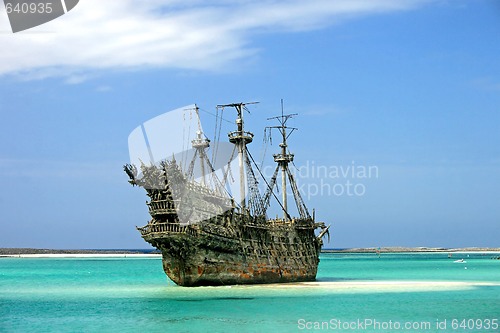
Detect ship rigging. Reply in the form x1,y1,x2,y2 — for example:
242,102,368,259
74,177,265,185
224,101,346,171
124,102,330,286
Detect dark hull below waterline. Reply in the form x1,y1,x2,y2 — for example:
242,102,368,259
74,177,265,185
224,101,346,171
160,250,319,287
150,226,322,286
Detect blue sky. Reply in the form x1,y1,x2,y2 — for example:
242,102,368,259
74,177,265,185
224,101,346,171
0,0,499,249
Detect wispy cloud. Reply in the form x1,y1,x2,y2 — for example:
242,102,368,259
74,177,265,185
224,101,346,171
0,0,434,82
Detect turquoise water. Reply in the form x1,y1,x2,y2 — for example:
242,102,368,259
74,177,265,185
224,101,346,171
1,253,499,332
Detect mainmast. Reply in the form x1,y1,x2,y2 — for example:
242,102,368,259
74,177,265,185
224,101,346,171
218,102,257,211
267,101,297,220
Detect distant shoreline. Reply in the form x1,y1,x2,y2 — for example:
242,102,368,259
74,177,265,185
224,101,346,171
1,247,499,257
0,248,160,257
323,247,500,253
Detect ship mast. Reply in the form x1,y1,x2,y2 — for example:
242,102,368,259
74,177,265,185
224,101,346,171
189,105,210,186
218,102,257,211
267,101,297,220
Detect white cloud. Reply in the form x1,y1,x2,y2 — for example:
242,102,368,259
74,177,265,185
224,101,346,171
0,0,433,81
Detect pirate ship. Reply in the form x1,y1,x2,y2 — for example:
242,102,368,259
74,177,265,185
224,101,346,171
124,102,330,286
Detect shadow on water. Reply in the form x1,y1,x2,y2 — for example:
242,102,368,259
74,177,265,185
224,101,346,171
176,297,256,302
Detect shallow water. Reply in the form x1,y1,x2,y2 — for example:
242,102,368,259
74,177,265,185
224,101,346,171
1,253,499,332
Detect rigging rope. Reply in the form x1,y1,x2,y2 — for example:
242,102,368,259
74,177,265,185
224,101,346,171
262,165,279,209
186,149,198,179
246,147,291,220
212,106,224,166
180,108,193,172
222,145,237,193
244,148,265,216
286,168,310,219
259,127,270,170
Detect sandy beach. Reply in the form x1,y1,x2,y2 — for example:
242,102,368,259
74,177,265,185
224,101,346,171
246,280,500,293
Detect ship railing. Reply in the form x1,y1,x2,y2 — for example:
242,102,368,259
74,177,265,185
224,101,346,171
267,218,300,225
228,130,254,144
241,219,291,229
267,218,291,225
138,223,199,236
266,218,315,228
147,199,178,215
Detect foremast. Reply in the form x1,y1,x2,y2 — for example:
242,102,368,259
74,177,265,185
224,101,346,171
188,105,210,186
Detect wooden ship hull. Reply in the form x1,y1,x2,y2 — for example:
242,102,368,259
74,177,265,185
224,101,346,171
139,214,322,286
125,102,330,286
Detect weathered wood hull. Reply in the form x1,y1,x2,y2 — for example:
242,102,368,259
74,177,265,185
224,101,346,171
142,222,321,286
140,212,322,286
